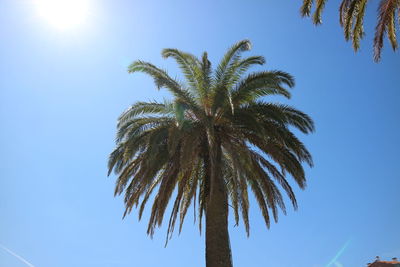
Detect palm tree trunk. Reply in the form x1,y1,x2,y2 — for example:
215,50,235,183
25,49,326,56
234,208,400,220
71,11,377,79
205,132,233,267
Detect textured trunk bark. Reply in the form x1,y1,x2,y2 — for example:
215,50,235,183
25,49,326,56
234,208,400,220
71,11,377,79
205,134,233,267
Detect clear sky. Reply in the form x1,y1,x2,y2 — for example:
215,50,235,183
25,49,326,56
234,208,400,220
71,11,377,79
1,1,399,267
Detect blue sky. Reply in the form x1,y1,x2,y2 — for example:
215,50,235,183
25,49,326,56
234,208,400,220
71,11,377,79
1,1,399,267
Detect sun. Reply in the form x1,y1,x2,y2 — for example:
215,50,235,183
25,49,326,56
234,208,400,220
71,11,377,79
36,0,90,30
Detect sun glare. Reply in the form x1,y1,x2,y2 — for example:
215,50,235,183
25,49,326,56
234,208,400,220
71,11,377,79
36,0,90,30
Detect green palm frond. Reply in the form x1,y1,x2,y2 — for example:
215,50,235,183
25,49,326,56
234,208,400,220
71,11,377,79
223,56,266,89
211,40,252,114
128,61,203,116
161,49,203,98
214,40,252,84
117,101,173,128
231,71,294,107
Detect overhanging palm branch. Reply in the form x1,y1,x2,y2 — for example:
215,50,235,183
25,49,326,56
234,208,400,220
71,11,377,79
300,0,400,61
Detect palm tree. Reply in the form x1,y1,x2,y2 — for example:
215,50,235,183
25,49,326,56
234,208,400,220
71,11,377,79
108,40,314,267
300,0,399,61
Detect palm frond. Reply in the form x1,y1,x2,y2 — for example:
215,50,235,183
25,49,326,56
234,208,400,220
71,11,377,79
117,101,173,128
374,0,398,61
339,0,353,26
231,71,294,107
387,7,398,50
215,40,252,84
162,49,203,98
200,52,212,111
313,0,328,24
301,0,314,17
351,0,368,51
211,40,253,114
128,61,202,116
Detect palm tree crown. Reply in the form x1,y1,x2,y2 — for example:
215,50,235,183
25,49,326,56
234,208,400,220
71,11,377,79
108,40,314,267
301,0,400,61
